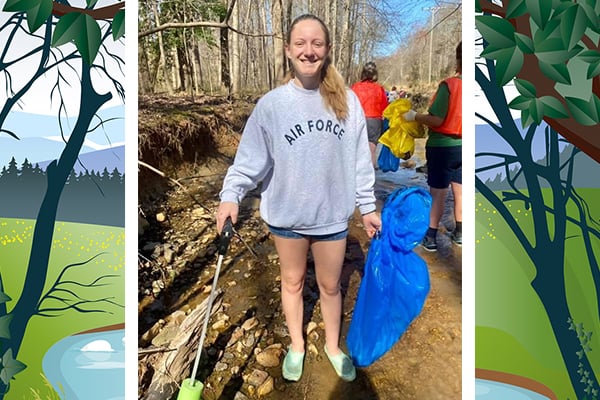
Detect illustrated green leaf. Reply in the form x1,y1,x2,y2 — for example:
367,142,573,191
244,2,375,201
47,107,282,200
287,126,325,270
475,15,516,48
594,94,600,120
86,0,98,8
0,349,26,385
528,98,544,124
588,60,600,79
514,33,534,54
578,50,600,63
52,12,84,47
532,18,561,44
0,315,13,339
0,292,11,304
560,4,589,50
520,108,535,128
535,38,570,64
538,60,571,84
526,0,553,29
475,0,482,13
112,9,125,41
2,0,33,12
25,0,52,32
514,78,537,98
506,0,527,19
578,1,600,33
480,45,509,60
508,95,532,110
495,46,524,86
565,96,599,125
539,96,569,118
75,14,102,64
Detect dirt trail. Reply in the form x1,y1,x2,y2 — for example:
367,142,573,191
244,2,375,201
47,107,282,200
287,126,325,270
137,96,462,400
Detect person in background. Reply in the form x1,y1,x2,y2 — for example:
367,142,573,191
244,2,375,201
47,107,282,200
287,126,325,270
403,41,462,251
351,62,389,168
216,14,381,383
387,86,399,103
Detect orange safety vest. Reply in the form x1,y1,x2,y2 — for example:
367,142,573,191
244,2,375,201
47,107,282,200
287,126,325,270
351,80,388,118
432,76,462,137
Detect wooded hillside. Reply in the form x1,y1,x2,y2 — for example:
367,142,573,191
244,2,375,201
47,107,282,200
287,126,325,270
138,0,462,96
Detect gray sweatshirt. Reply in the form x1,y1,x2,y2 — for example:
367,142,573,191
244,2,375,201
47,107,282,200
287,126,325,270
220,80,377,235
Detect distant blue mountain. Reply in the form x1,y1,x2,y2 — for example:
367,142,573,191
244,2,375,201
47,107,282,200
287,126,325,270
1,137,98,168
0,105,124,170
1,106,124,140
36,145,125,174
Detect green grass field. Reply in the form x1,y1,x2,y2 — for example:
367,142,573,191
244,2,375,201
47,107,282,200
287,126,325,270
475,189,600,400
0,218,125,399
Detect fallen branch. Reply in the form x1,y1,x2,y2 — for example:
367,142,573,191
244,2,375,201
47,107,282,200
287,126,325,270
138,160,212,212
138,347,177,356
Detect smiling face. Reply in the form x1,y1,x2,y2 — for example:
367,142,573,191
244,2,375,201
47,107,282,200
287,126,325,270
285,17,331,90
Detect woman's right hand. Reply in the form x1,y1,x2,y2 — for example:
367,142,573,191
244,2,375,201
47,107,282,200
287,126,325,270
216,202,239,233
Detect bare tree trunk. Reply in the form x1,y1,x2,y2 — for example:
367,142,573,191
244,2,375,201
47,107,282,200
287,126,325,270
272,0,284,84
177,47,187,92
337,0,351,79
152,0,173,94
194,44,203,92
230,2,241,94
330,0,338,65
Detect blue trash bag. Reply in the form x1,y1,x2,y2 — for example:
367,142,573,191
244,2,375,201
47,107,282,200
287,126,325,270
377,144,399,172
347,186,432,367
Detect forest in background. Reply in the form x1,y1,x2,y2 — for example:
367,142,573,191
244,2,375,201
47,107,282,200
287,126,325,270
1,158,125,227
138,0,462,97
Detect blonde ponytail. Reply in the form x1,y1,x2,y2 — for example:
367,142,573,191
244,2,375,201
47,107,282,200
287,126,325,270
320,59,348,120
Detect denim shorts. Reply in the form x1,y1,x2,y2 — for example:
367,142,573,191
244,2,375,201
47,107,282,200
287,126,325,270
267,225,348,241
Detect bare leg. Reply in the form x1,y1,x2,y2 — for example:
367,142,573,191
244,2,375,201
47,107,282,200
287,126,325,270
273,235,310,353
429,187,448,230
450,181,462,224
311,238,347,356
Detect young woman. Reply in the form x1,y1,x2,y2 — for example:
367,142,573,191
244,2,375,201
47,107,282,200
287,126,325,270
216,14,381,382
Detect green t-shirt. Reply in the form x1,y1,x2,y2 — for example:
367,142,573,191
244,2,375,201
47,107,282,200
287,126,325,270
426,79,462,148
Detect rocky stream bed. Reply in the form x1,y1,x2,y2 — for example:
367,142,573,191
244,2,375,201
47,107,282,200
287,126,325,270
137,95,462,400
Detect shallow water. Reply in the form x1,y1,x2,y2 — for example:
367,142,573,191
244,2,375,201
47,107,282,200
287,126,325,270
476,379,551,400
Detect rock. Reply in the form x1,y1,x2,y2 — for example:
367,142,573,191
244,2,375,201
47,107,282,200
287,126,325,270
308,343,319,356
212,316,229,331
151,325,179,347
255,345,283,367
256,376,274,397
247,368,269,386
241,317,259,331
306,321,318,335
214,361,228,372
233,391,250,400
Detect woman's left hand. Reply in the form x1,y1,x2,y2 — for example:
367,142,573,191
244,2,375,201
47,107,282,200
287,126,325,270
362,212,382,238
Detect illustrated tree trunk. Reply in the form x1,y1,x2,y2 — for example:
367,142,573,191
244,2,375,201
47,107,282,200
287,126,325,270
0,61,111,398
476,61,598,400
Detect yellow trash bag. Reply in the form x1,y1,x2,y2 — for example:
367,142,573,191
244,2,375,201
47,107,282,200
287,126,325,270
379,99,425,159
